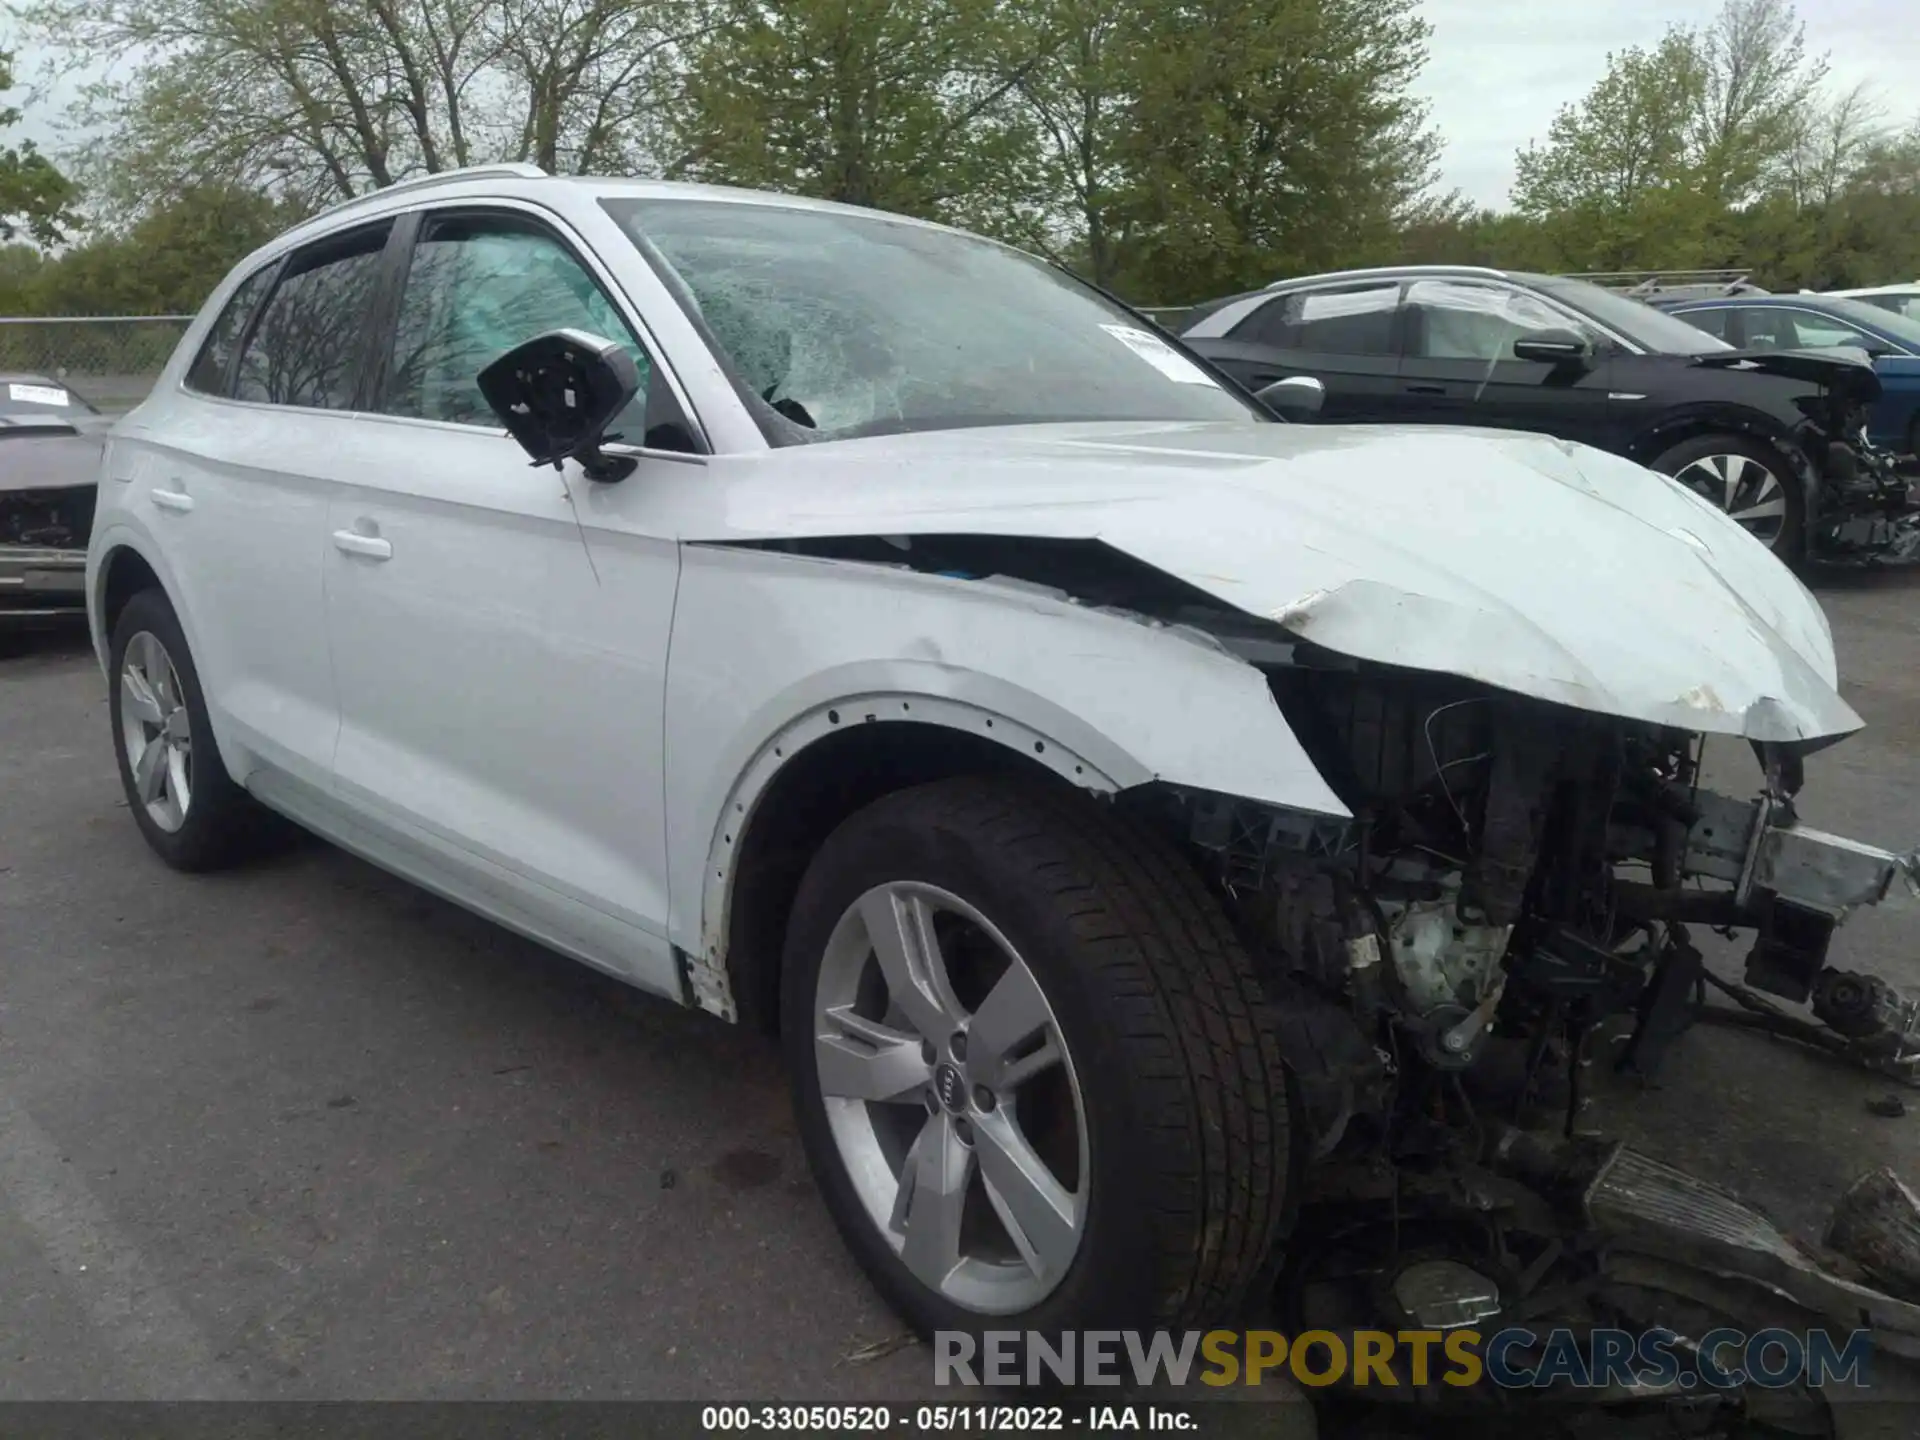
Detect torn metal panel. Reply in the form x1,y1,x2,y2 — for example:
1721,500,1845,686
677,420,1857,743
662,540,1352,963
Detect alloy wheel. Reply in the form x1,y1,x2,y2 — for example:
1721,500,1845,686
812,881,1089,1315
119,630,193,833
1671,452,1789,548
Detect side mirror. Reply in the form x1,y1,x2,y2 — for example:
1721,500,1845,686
1512,328,1593,366
478,329,640,482
1254,374,1325,420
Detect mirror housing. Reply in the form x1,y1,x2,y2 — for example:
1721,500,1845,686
478,329,640,482
1254,374,1325,420
1512,328,1594,366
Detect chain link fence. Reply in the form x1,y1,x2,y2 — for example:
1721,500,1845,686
0,316,195,416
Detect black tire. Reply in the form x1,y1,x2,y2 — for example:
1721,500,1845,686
1651,432,1805,563
781,775,1297,1342
108,587,275,871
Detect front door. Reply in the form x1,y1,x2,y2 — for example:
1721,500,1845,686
1395,279,1617,449
323,208,684,994
1191,280,1406,422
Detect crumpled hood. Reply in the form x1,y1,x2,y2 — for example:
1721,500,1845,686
694,420,1859,743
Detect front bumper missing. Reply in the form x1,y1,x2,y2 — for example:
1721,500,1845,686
0,544,86,619
1684,788,1920,918
1586,1145,1920,1357
1668,788,1920,1065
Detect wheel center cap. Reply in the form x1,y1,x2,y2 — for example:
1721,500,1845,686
933,1062,968,1113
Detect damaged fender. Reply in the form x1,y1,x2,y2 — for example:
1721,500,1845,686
671,422,1859,746
664,542,1350,1018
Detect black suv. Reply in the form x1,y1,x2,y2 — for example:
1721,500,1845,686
1179,265,1916,564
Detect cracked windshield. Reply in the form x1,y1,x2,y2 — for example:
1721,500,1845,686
605,199,1258,442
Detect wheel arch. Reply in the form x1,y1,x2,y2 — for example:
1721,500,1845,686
697,700,1119,1032
1628,406,1815,483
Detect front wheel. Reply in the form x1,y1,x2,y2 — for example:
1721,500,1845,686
1651,433,1805,562
781,776,1297,1341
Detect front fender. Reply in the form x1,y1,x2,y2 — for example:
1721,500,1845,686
662,544,1350,968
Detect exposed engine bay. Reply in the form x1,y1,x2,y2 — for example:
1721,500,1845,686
1182,652,1917,1090
1666,347,1916,565
725,511,1920,1430
1152,646,1920,1432
0,422,102,621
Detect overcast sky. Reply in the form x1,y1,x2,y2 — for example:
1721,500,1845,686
11,1,1920,212
1414,0,1920,208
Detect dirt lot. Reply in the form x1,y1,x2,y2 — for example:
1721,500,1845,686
2,567,1918,1419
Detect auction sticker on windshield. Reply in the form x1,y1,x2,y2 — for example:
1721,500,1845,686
1099,324,1219,386
8,383,70,406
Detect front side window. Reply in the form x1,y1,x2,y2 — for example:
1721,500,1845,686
1673,306,1733,342
1249,284,1401,357
1406,280,1596,361
1534,277,1732,355
234,226,391,410
603,197,1259,443
1783,311,1871,350
186,263,277,396
381,214,652,432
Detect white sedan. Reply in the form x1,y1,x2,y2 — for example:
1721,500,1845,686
86,164,1916,1346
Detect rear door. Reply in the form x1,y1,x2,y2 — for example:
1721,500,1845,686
1393,279,1617,447
1187,281,1405,422
127,225,393,793
322,205,688,995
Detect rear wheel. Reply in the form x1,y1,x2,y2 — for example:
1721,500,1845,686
108,587,275,870
1652,433,1804,561
782,776,1296,1341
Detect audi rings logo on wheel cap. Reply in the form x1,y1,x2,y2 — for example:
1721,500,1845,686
935,1062,967,1112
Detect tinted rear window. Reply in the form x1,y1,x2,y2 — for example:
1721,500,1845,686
186,264,278,396
234,226,391,410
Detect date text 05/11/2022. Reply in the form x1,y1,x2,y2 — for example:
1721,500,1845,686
700,1405,1198,1432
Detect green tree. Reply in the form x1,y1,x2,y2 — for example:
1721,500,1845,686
1000,0,1144,285
0,49,78,245
20,0,704,209
1510,31,1714,270
667,0,1044,230
30,183,301,315
1690,0,1826,208
1116,0,1443,303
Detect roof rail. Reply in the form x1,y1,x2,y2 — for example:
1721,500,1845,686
1262,263,1509,291
1563,268,1769,299
310,162,551,224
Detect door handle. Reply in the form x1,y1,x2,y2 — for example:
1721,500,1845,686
1402,383,1449,395
150,488,194,513
332,529,393,561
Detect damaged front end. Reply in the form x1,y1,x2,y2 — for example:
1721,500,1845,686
1696,346,1920,565
1139,640,1920,1406
0,423,102,623
0,482,92,622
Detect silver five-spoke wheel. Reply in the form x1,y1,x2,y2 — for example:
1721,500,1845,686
119,629,193,833
813,881,1088,1315
1671,450,1789,548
